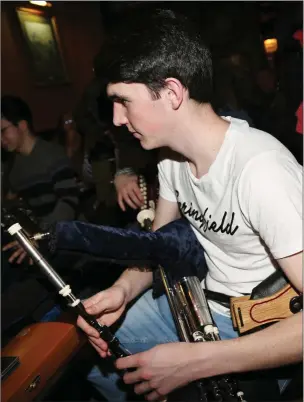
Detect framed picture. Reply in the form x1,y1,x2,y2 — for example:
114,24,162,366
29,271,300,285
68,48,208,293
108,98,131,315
16,7,68,86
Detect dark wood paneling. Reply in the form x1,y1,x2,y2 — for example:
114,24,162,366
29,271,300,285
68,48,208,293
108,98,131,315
1,2,103,131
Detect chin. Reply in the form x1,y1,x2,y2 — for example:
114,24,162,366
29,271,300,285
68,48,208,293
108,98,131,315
140,138,162,151
140,141,156,151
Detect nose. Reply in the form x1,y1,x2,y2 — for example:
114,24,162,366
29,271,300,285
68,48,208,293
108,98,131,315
113,103,128,127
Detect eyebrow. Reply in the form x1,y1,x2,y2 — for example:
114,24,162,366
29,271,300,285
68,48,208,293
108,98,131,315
108,94,131,103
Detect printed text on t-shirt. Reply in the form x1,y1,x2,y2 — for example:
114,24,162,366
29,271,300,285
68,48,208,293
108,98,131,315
176,191,239,236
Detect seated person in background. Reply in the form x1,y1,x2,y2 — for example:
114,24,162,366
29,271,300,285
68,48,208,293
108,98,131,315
56,111,84,179
73,77,120,226
1,95,79,263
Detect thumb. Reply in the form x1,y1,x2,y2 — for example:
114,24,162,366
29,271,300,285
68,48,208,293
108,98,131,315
85,295,117,315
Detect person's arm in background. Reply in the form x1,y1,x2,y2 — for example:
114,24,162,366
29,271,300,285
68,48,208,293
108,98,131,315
63,114,82,160
2,161,79,262
112,125,159,211
114,169,143,211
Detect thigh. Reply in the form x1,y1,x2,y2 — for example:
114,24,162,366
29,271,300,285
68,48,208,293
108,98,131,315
115,289,179,354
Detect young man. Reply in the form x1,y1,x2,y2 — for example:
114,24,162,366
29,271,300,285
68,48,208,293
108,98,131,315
1,95,79,263
77,9,302,401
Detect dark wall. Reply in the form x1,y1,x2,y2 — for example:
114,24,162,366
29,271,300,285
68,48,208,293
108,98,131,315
1,1,103,131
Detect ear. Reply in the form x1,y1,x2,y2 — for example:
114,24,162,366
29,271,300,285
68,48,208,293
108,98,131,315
17,120,29,133
164,78,185,110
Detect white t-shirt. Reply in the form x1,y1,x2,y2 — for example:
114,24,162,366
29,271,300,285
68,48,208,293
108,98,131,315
158,117,302,316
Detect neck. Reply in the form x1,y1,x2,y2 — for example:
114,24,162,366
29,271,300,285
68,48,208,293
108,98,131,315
168,103,230,178
17,132,37,155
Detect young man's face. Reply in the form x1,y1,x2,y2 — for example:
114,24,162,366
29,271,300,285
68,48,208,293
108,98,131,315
1,119,24,152
107,82,173,150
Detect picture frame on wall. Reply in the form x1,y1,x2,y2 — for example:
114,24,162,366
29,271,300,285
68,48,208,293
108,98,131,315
16,7,69,86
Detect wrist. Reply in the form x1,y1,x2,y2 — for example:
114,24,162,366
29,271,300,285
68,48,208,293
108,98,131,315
113,278,133,303
114,270,153,304
115,167,137,178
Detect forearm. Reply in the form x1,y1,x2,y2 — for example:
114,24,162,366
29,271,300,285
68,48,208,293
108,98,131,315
193,312,302,380
229,312,302,372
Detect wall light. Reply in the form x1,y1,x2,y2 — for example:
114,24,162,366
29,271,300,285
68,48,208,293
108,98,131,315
264,38,278,54
29,1,51,7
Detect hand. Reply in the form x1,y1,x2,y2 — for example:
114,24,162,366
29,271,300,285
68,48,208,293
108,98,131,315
77,284,129,358
2,241,33,265
117,343,200,401
114,174,144,211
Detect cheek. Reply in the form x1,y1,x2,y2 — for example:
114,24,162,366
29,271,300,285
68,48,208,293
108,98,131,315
131,107,165,132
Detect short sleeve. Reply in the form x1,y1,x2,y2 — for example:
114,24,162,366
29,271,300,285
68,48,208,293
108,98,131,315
157,157,177,203
238,151,302,259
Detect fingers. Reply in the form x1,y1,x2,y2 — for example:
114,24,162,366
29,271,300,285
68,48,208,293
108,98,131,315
131,187,144,207
89,338,108,357
130,378,167,401
146,390,167,401
4,241,33,265
2,241,18,252
116,176,144,210
8,247,25,264
118,193,126,211
89,340,107,358
116,354,142,370
77,315,100,338
83,292,115,316
77,315,109,355
131,182,144,202
16,251,27,264
82,292,104,310
123,193,140,210
134,380,153,395
121,186,144,209
123,368,144,385
77,314,111,361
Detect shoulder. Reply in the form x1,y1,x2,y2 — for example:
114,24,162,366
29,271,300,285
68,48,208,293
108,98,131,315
241,150,301,186
228,118,297,175
36,138,67,159
238,150,302,208
35,139,73,175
